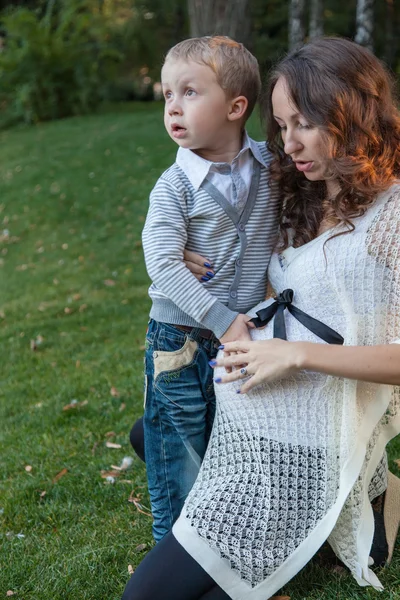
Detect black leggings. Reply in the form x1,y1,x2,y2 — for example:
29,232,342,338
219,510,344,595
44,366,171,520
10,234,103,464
121,532,231,600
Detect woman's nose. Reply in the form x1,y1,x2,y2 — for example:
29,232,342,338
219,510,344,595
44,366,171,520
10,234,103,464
284,133,303,156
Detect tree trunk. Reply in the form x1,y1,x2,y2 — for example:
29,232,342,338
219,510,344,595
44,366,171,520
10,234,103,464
309,0,323,39
384,0,395,67
187,0,251,47
289,0,305,50
354,0,374,51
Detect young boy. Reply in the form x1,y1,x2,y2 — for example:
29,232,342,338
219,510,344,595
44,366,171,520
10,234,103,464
138,36,280,542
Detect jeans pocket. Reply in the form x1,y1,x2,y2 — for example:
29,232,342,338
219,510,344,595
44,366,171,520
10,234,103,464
153,337,198,381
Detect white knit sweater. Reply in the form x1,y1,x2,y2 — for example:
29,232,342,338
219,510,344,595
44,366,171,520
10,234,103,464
173,183,400,599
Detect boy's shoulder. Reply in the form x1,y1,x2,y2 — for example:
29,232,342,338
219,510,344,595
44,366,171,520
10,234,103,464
247,137,274,167
152,161,193,195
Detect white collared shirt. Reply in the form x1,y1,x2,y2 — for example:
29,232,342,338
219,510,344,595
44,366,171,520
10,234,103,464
176,132,269,212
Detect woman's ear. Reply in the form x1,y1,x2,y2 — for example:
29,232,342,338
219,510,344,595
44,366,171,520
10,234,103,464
227,96,248,122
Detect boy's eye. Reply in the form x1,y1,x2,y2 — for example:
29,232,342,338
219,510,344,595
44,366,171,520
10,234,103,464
185,89,196,97
164,91,172,100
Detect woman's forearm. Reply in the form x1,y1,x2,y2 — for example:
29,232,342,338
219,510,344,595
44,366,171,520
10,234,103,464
297,342,400,385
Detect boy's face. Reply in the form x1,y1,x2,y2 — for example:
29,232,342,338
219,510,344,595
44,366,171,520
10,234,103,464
161,59,235,159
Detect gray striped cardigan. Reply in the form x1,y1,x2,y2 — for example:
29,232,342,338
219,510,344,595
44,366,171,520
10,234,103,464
142,141,281,339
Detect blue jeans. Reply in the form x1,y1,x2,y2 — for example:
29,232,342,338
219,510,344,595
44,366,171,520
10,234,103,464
143,319,218,542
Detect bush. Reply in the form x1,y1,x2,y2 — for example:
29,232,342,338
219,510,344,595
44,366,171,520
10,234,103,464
0,1,121,124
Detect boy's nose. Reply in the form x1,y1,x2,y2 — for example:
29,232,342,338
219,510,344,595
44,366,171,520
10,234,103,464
168,100,183,116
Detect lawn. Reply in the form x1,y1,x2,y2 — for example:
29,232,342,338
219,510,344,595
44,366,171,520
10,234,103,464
0,103,399,600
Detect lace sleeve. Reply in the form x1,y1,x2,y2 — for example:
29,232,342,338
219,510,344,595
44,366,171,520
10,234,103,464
366,186,400,345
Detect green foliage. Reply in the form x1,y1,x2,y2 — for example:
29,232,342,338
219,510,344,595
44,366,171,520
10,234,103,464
0,0,121,123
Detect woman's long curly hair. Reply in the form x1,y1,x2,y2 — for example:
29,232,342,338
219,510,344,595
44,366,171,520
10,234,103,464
263,37,400,249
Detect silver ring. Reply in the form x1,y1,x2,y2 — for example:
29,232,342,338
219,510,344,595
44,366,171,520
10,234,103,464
240,367,248,377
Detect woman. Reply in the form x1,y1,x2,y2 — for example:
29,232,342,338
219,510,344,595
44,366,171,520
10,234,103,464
122,37,400,600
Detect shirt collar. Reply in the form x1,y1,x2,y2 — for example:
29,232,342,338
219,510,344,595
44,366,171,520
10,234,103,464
175,131,269,191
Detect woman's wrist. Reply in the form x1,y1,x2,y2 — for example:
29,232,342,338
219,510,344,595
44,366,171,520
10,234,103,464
292,341,311,371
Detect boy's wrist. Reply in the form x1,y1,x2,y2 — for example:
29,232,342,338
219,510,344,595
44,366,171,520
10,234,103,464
202,301,239,339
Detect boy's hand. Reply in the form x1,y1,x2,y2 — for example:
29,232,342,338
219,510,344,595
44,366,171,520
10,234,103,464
219,315,254,372
220,314,254,344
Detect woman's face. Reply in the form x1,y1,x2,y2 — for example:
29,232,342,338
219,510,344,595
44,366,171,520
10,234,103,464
271,76,336,191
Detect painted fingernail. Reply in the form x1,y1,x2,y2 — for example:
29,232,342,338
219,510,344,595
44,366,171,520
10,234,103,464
206,271,214,277
214,377,222,383
201,276,210,281
208,360,217,367
218,345,224,349
204,262,212,268
236,389,241,394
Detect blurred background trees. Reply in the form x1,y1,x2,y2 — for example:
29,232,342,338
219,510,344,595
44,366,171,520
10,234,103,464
0,0,398,124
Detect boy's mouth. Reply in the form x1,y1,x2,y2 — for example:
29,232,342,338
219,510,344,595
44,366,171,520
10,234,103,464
171,123,187,139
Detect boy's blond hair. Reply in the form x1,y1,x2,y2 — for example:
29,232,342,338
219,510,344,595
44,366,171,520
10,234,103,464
165,36,261,121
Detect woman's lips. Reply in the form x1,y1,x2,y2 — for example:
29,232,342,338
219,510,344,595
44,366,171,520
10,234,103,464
295,161,314,172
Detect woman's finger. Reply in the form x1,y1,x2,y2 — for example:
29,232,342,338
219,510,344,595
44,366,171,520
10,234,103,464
239,373,263,394
184,260,208,281
220,341,251,354
213,352,249,369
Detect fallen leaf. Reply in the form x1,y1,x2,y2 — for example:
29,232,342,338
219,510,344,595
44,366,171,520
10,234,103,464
394,458,400,468
72,293,81,301
105,431,116,438
52,468,68,483
91,441,100,456
135,543,147,552
105,442,122,449
64,307,72,314
110,386,119,397
76,360,80,368
6,591,15,597
39,490,47,499
103,279,116,286
30,339,37,351
128,491,152,517
79,304,87,312
63,399,88,411
25,465,32,472
270,597,290,600
101,469,121,479
119,403,126,412
128,564,134,575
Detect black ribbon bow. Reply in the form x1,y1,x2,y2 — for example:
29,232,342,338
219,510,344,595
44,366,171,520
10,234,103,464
250,289,344,345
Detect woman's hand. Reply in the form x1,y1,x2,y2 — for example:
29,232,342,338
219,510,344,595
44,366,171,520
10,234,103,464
183,250,215,282
211,339,304,394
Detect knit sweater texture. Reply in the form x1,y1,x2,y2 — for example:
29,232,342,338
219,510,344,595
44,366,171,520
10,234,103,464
173,183,400,599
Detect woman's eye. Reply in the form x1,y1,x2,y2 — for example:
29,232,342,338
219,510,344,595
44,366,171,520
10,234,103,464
298,122,310,129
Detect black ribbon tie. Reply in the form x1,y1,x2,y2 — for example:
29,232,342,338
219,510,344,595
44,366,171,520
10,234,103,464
250,289,344,345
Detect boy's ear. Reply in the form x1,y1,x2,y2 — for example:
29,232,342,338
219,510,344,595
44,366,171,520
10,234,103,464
227,96,248,122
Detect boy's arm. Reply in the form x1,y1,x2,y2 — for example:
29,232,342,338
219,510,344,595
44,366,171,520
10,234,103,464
142,178,239,339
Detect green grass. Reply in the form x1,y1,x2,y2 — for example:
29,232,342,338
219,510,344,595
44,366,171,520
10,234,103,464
0,103,399,599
